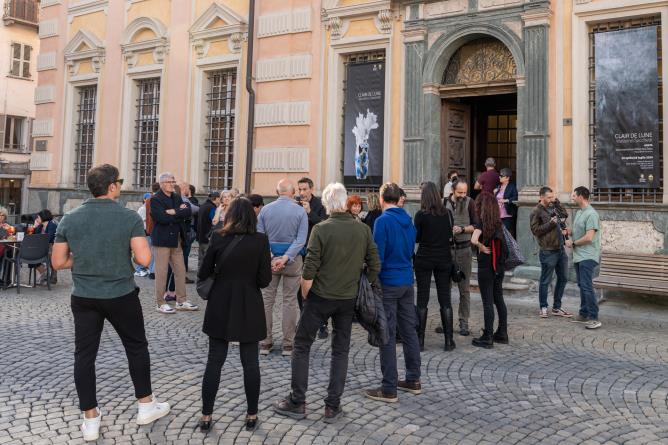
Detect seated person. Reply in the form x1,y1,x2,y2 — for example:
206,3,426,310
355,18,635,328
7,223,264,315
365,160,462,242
33,209,58,284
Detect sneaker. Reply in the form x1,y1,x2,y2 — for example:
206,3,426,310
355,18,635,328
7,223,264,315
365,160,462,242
552,308,573,318
317,325,329,340
260,343,273,355
148,273,155,280
274,398,306,420
156,304,175,314
323,406,343,423
364,388,398,403
81,408,101,442
539,307,549,318
136,396,170,425
282,346,293,357
134,270,148,277
175,301,199,311
397,380,422,395
570,314,589,323
459,320,470,336
585,320,602,329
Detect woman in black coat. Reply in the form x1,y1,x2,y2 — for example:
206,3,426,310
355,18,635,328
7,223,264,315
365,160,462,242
197,197,272,432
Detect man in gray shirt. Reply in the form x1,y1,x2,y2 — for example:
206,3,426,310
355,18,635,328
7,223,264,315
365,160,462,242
52,164,170,441
257,179,308,357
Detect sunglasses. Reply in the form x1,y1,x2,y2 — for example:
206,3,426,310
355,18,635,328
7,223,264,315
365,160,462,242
115,178,124,185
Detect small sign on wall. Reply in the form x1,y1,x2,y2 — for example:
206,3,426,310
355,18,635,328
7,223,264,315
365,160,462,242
35,140,47,151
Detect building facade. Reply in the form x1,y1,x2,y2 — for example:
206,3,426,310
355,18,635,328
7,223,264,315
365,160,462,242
31,0,668,270
1,0,39,221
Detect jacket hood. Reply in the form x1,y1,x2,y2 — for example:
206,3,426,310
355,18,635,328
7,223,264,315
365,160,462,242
384,207,413,228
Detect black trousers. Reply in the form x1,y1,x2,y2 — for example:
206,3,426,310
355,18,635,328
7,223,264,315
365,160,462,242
414,257,452,309
290,294,355,410
477,266,508,334
71,289,152,411
201,338,260,416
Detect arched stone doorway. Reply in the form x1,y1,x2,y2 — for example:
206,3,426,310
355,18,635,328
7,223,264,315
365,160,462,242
440,37,519,188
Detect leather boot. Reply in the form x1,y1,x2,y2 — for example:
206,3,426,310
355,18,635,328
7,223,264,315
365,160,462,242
472,330,494,349
493,327,509,344
440,308,456,351
416,307,428,351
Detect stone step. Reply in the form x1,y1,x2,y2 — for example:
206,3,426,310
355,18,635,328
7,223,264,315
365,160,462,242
470,278,531,293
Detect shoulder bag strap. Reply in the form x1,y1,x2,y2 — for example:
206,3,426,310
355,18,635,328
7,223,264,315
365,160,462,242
213,234,244,275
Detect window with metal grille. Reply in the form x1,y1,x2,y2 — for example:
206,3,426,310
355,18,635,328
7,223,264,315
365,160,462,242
9,42,31,78
133,78,161,189
342,50,386,195
589,16,663,203
74,85,97,187
205,69,236,191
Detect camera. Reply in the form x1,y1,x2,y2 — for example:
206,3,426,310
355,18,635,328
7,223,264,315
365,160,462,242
295,196,304,206
451,266,466,283
548,199,569,239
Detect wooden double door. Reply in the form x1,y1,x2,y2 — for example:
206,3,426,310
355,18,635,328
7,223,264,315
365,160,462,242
441,94,518,191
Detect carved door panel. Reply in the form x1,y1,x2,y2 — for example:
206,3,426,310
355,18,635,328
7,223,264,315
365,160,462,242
441,101,471,189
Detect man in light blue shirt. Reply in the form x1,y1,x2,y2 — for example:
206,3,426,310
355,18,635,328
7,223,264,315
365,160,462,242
257,179,308,356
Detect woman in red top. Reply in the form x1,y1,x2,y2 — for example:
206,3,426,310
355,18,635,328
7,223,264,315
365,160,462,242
470,192,508,349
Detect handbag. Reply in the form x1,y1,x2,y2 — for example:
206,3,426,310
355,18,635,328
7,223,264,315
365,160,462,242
501,226,525,270
196,234,244,300
447,208,466,283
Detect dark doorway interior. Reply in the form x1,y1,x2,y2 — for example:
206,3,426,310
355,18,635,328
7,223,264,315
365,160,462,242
441,93,517,190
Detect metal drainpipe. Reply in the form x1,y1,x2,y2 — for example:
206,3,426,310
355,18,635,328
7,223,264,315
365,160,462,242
244,0,256,194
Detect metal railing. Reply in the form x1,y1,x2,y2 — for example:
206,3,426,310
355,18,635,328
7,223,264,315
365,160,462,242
3,0,39,27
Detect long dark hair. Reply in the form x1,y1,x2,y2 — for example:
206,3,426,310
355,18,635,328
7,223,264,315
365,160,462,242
219,197,256,236
475,192,502,244
420,181,446,216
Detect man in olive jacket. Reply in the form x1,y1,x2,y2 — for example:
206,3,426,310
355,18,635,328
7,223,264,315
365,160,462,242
530,186,572,319
275,182,381,423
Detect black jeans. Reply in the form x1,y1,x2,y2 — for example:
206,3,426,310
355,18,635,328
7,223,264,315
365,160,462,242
71,289,152,411
477,266,507,334
414,257,452,310
290,293,355,410
201,338,260,416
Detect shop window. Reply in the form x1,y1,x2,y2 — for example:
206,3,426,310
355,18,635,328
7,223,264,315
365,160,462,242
589,16,663,203
74,85,97,187
133,78,161,189
205,69,236,192
9,42,31,79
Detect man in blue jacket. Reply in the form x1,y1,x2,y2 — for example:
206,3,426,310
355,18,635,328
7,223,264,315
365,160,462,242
365,183,422,402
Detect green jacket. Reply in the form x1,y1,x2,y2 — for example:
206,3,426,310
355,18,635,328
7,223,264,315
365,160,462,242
302,212,381,300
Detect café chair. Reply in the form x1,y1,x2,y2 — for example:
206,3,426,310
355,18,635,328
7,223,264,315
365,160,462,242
1,233,51,294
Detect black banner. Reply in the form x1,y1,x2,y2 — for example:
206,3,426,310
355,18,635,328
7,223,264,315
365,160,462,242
343,60,385,187
595,26,660,188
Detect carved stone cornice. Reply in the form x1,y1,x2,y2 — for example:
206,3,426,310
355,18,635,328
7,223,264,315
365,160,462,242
189,2,248,57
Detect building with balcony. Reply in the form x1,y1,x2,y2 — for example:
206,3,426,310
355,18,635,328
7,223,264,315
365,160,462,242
0,0,38,220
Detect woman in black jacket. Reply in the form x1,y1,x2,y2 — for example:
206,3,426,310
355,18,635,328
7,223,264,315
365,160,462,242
197,197,272,432
494,168,518,238
471,192,508,349
414,181,455,351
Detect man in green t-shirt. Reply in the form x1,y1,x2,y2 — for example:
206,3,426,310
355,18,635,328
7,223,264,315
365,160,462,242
52,164,170,441
565,186,602,330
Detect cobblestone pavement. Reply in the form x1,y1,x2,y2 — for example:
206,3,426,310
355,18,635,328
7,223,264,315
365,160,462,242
1,270,668,445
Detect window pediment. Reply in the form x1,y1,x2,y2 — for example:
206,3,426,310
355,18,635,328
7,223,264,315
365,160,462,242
190,2,248,56
64,30,106,75
321,0,393,40
121,17,169,67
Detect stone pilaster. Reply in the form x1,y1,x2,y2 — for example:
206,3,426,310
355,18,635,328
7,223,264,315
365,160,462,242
402,30,427,190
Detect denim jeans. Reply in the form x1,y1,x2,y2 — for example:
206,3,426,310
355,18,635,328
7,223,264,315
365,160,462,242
575,259,599,320
379,285,421,394
290,293,355,410
538,248,568,309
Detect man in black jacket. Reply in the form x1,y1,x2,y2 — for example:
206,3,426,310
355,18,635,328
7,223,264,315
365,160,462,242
151,172,199,314
297,177,328,338
196,191,220,267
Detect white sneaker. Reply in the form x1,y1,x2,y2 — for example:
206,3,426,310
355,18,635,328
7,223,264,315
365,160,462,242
81,408,101,441
585,320,602,329
539,307,549,318
156,304,175,314
134,270,148,277
175,301,199,311
136,396,170,425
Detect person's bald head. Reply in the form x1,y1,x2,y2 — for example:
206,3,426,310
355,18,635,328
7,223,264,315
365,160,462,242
276,179,295,197
453,180,469,200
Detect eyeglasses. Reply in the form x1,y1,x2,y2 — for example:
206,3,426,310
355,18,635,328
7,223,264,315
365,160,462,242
162,180,176,184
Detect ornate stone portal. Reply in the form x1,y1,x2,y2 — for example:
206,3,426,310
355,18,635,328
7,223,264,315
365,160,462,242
442,38,517,85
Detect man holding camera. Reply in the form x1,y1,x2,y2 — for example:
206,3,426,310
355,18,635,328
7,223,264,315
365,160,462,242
530,187,572,319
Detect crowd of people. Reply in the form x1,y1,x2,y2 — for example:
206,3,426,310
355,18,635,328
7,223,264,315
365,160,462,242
50,160,602,441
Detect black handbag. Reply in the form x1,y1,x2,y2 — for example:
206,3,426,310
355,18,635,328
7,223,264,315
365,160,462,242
447,209,466,283
196,234,243,300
